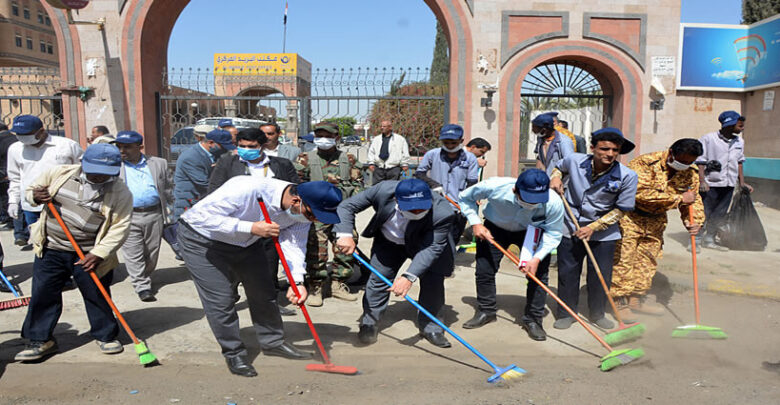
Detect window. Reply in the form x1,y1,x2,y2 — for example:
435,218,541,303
15,34,22,48
40,41,46,53
37,12,44,24
26,37,33,50
45,16,51,26
11,3,19,16
47,43,53,54
23,7,30,19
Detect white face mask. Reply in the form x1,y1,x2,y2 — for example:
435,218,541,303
400,209,429,221
668,158,691,171
515,195,539,210
16,134,39,145
314,137,337,150
442,144,463,153
285,202,311,223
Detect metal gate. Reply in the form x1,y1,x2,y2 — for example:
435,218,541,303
520,62,611,160
159,67,447,163
0,67,64,133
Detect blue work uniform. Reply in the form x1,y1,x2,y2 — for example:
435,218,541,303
536,131,574,177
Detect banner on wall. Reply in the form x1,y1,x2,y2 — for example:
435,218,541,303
678,14,780,92
213,53,298,75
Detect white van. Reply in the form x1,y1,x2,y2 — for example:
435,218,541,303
195,117,268,129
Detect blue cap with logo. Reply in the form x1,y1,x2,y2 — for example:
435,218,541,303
543,111,559,118
82,144,122,176
297,181,343,224
439,124,464,140
11,115,43,135
301,133,315,142
515,169,550,204
591,127,635,154
718,111,743,128
206,129,236,150
218,119,234,128
395,178,432,211
531,114,555,129
113,130,143,144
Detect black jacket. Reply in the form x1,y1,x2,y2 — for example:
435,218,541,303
207,153,300,194
0,131,18,181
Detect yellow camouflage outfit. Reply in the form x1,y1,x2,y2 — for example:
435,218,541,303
611,150,705,298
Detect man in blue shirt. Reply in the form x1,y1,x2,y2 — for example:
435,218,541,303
415,124,479,241
533,114,574,176
549,128,638,329
459,169,564,341
114,131,174,302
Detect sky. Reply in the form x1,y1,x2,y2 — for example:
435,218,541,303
167,0,746,70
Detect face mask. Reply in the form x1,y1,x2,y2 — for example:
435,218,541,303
80,172,116,186
314,137,337,150
286,203,311,223
237,147,262,161
442,144,463,153
668,158,691,171
515,195,538,210
16,134,39,145
400,209,429,221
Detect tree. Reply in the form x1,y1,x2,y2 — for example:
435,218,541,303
743,0,780,24
429,21,449,86
326,116,356,136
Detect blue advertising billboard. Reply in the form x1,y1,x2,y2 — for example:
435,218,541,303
678,14,780,92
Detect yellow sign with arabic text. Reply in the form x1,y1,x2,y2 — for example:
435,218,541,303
213,53,298,75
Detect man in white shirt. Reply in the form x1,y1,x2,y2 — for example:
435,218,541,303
7,115,83,245
367,120,411,185
177,178,342,377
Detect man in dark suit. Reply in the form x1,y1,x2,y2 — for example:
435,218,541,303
335,178,456,348
114,131,174,302
207,127,300,316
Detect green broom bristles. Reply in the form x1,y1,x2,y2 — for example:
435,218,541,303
135,342,159,366
671,325,728,339
600,348,645,372
604,323,646,346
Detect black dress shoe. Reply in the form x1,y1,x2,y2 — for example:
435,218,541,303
421,331,451,348
138,290,156,302
225,356,257,377
521,319,547,341
357,324,378,345
263,342,313,360
278,305,296,316
462,311,496,329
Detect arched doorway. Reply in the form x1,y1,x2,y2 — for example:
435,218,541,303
518,61,611,160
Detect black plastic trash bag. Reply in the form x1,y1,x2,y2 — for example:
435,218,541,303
718,189,767,251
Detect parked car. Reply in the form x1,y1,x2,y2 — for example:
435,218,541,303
342,135,361,146
170,127,196,159
196,117,267,129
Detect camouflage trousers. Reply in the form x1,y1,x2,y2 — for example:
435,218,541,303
610,213,668,298
306,222,358,282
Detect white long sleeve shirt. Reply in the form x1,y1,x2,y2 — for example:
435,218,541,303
7,135,83,212
181,176,310,281
366,133,411,168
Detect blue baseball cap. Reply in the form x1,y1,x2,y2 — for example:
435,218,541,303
206,129,236,150
218,119,234,128
301,133,314,142
395,178,432,211
81,144,122,176
439,124,464,140
531,114,555,129
718,111,743,128
515,169,550,204
298,181,342,224
113,130,143,144
542,112,559,118
11,115,43,135
591,127,635,154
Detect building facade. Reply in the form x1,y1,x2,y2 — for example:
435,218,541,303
0,0,58,68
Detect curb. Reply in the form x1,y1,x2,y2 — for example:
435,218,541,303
663,271,780,302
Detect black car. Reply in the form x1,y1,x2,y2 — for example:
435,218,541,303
342,135,362,146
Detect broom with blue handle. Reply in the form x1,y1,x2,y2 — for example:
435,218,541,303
352,249,525,383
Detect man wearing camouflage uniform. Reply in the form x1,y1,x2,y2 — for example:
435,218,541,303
611,138,705,321
298,122,363,306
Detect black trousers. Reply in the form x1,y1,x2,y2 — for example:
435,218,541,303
474,220,551,321
372,166,401,185
702,186,734,242
556,237,616,320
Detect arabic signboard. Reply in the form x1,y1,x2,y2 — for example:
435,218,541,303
678,14,780,92
651,56,675,77
213,53,298,75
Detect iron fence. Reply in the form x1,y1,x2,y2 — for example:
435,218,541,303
0,67,64,132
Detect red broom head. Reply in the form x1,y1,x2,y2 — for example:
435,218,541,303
0,296,30,310
305,363,359,375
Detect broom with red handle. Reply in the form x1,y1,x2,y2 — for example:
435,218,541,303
258,199,358,375
0,267,30,310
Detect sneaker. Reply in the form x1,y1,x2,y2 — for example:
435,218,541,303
592,317,615,329
14,238,27,247
307,280,324,307
685,243,702,254
14,340,58,361
97,340,124,354
703,241,729,252
330,280,358,301
553,317,576,330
